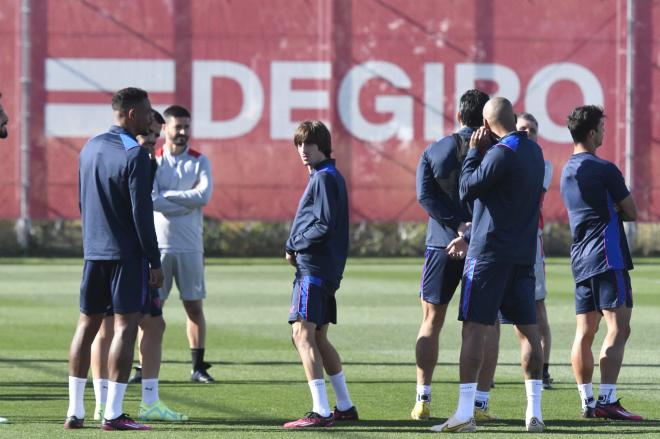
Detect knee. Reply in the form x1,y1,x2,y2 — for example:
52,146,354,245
185,303,204,321
291,326,313,349
609,323,631,343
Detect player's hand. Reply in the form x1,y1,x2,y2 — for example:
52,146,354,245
457,222,471,237
469,126,494,155
285,251,297,267
149,267,164,289
446,236,468,260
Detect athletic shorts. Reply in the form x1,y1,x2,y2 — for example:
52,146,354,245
105,288,163,317
534,230,547,301
80,257,149,315
159,252,206,301
419,247,464,305
459,257,536,325
288,275,337,329
575,269,633,314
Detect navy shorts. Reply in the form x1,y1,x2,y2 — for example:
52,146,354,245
80,258,149,315
288,275,337,329
419,247,464,305
575,269,633,314
105,289,162,317
459,257,536,325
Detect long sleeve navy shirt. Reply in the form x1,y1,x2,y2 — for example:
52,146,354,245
286,159,349,286
459,132,544,264
79,125,161,268
416,127,473,247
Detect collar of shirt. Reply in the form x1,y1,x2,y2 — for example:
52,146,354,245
163,144,189,165
311,159,336,176
109,125,139,149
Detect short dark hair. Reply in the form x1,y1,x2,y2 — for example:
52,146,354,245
458,89,490,128
151,109,165,124
518,112,538,128
163,105,191,119
566,105,605,143
111,87,148,111
293,120,331,157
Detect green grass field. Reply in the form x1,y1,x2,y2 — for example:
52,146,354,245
0,257,658,438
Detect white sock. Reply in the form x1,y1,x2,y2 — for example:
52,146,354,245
93,378,108,407
525,379,543,422
104,381,128,420
67,376,87,418
577,383,595,408
455,383,477,420
308,379,331,417
475,390,490,410
142,378,159,405
416,384,431,402
329,371,353,411
598,384,616,404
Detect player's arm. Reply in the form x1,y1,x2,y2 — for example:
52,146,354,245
543,161,554,192
152,186,194,216
161,156,213,208
459,145,508,203
415,150,461,231
286,173,338,252
606,163,637,221
128,147,161,269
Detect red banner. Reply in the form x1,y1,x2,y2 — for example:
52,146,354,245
0,0,658,222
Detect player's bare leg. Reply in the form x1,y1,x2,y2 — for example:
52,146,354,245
475,323,500,421
536,299,552,387
184,299,213,382
140,316,165,380
90,316,113,419
513,323,544,431
572,312,600,384
599,307,631,384
316,324,357,420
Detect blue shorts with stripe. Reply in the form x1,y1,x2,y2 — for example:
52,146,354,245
575,269,633,314
459,257,536,325
419,247,464,305
288,274,337,329
80,257,149,315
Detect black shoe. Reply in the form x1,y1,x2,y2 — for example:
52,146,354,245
191,362,215,383
128,365,142,384
332,406,359,421
543,371,553,389
582,406,597,418
63,415,84,429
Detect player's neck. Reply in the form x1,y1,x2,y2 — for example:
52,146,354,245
165,141,187,156
574,142,596,155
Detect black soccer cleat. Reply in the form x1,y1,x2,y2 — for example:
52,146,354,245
128,365,143,384
191,362,215,383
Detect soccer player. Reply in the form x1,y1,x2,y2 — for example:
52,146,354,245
65,87,162,431
412,89,500,422
283,120,357,429
434,97,545,433
516,112,554,389
152,105,214,383
90,110,188,422
0,93,9,425
560,105,642,421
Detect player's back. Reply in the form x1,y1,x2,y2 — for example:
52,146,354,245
462,132,544,264
79,125,149,260
560,152,632,281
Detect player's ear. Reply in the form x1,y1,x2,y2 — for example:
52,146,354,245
483,119,490,130
456,112,463,125
126,107,136,121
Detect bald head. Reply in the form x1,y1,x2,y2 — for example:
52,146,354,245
483,97,517,137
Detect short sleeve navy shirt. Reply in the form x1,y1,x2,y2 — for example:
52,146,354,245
560,152,633,282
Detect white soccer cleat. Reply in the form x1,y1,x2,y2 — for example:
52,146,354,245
526,416,545,432
430,415,476,433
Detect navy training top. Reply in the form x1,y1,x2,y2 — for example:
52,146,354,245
286,159,349,286
79,125,161,268
560,152,633,282
416,127,473,247
459,131,544,264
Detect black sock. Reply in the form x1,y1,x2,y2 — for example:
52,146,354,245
543,363,549,375
191,348,205,371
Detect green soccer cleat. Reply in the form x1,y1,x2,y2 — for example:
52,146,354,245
474,406,498,422
93,403,105,421
138,400,189,422
411,401,431,421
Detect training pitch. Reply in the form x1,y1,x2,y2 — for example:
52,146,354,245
0,257,658,438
